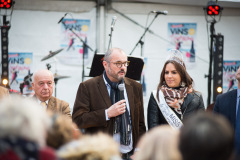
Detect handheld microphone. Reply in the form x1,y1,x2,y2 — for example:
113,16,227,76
151,10,168,15
58,13,68,24
118,83,125,100
111,16,117,31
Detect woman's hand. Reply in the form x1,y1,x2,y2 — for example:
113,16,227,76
168,99,181,109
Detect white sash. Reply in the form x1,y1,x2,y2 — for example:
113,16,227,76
152,90,183,130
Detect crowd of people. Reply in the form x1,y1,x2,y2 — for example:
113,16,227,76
0,47,239,160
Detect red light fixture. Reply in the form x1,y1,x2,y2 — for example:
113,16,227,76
0,0,12,9
207,5,221,15
205,1,223,16
207,4,222,16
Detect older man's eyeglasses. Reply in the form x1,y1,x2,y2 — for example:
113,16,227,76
108,61,130,68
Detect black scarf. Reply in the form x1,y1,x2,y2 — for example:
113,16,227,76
103,71,131,145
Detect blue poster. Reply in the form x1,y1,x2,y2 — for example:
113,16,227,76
168,23,197,63
223,60,240,93
8,52,33,95
58,18,91,65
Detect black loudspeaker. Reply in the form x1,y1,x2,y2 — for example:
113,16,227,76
1,26,10,86
89,53,144,81
213,34,224,101
89,53,105,78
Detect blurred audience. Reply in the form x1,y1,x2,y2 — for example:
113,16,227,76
57,133,121,160
134,125,181,160
0,95,57,160
179,112,234,160
46,112,82,149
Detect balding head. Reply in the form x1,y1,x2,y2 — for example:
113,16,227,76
32,69,54,101
104,48,126,62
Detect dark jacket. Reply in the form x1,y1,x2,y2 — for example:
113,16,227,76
72,74,146,149
213,89,237,131
147,91,205,130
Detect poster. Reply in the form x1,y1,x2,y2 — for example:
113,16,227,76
222,60,240,93
8,52,33,95
168,23,197,65
141,57,147,97
58,18,91,65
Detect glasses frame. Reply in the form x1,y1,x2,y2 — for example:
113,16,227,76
107,61,130,68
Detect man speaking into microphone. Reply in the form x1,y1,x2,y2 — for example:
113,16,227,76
72,48,146,160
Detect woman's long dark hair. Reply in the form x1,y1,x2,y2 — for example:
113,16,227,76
156,60,193,101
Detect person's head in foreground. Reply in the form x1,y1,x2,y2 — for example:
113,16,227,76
46,112,82,149
134,125,182,160
0,95,57,160
179,112,234,160
57,133,121,160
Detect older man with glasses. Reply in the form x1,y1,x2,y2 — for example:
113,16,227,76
72,47,146,160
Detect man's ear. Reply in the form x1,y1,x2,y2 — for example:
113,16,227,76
103,61,107,69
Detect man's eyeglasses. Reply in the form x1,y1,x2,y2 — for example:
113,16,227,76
108,61,130,68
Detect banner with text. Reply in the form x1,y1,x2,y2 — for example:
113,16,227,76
168,23,197,67
8,52,33,95
58,18,91,65
223,60,240,93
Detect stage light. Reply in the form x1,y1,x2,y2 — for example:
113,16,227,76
217,87,222,93
205,1,223,16
208,5,220,15
1,26,10,88
0,0,12,9
213,34,224,101
2,78,8,85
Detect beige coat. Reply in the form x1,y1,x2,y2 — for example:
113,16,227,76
0,86,9,99
33,95,72,119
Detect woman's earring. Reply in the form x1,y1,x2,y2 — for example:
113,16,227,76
163,81,166,85
180,81,186,87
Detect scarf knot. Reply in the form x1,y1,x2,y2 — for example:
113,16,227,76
161,84,191,116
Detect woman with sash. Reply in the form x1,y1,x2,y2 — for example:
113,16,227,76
147,49,205,130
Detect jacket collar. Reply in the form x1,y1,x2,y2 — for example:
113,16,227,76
47,96,55,111
32,94,52,110
230,89,238,128
98,75,112,109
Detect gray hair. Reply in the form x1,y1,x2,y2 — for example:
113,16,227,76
104,48,125,62
0,95,51,147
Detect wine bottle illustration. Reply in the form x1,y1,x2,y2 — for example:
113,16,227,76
190,40,195,62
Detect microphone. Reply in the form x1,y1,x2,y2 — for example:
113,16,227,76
111,16,117,31
118,83,125,100
151,10,168,15
58,13,68,24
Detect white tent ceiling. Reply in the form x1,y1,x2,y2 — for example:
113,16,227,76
13,0,240,12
